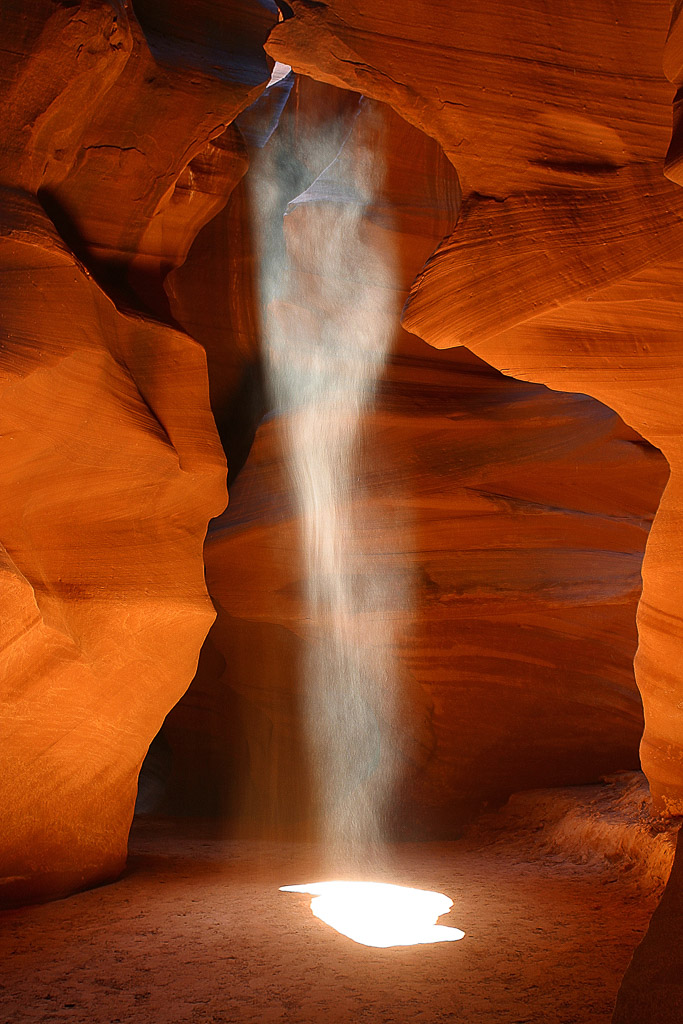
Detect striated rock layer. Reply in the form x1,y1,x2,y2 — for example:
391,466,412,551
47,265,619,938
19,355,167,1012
268,0,683,820
194,345,665,836
165,94,667,836
0,0,277,313
0,0,280,904
0,192,226,905
0,0,679,919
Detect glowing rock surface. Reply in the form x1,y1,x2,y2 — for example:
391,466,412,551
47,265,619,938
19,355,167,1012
280,881,465,948
267,0,683,825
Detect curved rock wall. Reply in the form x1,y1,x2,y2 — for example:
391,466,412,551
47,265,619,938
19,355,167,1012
268,0,683,819
0,0,278,904
1,0,680,917
0,192,227,905
164,92,667,836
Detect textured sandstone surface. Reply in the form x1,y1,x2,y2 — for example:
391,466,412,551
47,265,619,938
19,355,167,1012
664,0,683,184
0,0,276,312
267,0,676,193
0,0,283,904
268,0,683,820
189,347,665,836
612,826,683,1023
0,191,227,906
164,96,667,836
0,0,680,957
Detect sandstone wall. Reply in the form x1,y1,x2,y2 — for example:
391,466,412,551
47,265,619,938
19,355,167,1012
268,0,683,819
164,91,667,836
0,0,278,905
2,0,681,920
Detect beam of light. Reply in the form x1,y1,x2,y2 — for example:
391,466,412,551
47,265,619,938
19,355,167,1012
267,60,292,88
250,98,406,860
280,881,465,948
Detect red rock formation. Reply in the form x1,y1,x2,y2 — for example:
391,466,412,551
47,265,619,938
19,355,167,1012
1,0,275,313
191,347,665,836
612,828,683,1023
164,96,667,836
267,0,675,193
0,0,279,904
664,0,683,184
267,0,683,821
0,191,226,905
611,10,683,1021
0,0,679,928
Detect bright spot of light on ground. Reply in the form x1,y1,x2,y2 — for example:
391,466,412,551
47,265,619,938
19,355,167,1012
280,881,465,948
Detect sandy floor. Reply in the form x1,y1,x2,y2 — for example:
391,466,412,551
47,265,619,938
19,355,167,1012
0,804,663,1024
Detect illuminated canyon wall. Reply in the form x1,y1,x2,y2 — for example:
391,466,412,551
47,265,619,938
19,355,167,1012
0,0,275,906
163,85,668,839
2,10,683,991
268,0,683,824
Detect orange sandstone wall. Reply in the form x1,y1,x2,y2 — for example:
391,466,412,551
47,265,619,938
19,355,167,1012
0,0,679,906
0,0,278,905
0,193,226,905
268,0,683,818
164,94,667,836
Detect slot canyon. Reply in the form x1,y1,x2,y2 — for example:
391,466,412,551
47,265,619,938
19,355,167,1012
3,0,683,1021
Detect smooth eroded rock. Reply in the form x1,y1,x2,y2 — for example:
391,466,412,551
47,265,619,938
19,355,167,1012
0,191,226,906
